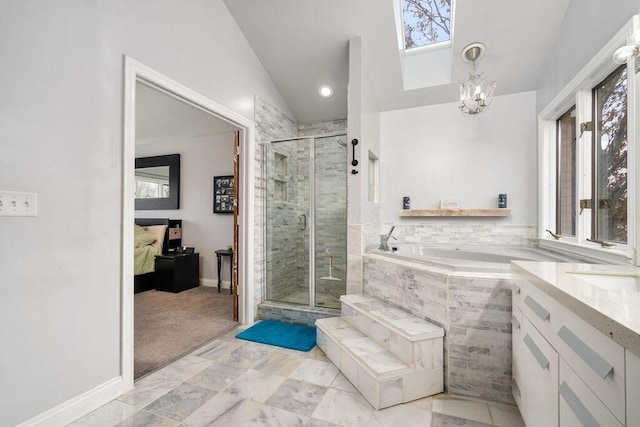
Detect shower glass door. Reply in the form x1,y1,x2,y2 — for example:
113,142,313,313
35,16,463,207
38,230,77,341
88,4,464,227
314,135,347,309
264,134,346,309
265,138,311,305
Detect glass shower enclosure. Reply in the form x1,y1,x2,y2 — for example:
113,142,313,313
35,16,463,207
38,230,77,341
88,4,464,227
264,134,347,309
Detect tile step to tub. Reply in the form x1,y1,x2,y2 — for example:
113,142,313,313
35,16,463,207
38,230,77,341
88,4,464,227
340,294,444,342
316,317,444,409
316,317,413,380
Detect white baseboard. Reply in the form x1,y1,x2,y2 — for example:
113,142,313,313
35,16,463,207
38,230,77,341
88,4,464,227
18,377,123,427
200,278,231,289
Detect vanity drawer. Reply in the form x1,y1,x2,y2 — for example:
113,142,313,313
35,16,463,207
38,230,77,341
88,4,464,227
520,281,558,340
511,279,525,311
559,358,623,427
516,316,559,427
554,307,625,422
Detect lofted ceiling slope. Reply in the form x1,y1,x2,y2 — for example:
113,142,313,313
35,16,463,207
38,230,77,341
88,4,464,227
225,0,571,123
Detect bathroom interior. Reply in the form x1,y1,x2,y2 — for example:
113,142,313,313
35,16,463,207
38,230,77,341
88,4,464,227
4,0,640,426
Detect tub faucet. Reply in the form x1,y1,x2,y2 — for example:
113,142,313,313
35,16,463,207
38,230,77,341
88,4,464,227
379,226,396,251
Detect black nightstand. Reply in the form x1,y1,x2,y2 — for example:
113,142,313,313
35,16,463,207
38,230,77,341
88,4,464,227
154,252,199,293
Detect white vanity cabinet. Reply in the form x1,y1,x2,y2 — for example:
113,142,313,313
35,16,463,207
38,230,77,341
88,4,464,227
512,278,631,427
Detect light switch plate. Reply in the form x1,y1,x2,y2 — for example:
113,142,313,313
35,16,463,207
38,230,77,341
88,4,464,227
0,191,38,217
440,200,461,209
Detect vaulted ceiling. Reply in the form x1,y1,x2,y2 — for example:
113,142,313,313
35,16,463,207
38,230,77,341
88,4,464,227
224,0,571,123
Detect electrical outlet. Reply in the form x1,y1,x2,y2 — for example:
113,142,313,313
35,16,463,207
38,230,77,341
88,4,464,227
0,191,38,217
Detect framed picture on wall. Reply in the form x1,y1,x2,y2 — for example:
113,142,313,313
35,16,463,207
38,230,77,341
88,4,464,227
213,175,234,214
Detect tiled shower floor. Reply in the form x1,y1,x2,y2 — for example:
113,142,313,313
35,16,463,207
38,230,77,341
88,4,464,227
69,325,526,426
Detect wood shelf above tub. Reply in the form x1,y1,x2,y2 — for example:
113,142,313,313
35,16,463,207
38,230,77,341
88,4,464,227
399,208,511,217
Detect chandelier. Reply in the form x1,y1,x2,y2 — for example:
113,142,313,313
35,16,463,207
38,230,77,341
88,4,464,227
459,43,496,115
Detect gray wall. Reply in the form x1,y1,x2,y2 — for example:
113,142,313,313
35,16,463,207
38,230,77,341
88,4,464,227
0,1,292,425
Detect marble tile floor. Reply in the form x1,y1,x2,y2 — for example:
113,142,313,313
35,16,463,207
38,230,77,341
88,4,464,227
69,325,525,427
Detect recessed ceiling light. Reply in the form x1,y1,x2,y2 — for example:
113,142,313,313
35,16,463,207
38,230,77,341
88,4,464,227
318,85,333,98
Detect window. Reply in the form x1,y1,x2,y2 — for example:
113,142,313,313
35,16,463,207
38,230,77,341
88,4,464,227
593,66,628,243
556,107,577,237
544,59,631,260
401,0,451,50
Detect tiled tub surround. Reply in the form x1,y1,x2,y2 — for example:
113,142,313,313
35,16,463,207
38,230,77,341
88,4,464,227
316,294,444,409
363,253,516,404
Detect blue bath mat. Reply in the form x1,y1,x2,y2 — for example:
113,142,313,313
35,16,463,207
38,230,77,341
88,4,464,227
235,320,316,351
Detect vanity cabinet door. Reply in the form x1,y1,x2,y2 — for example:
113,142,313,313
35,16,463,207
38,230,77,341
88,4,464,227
559,359,623,427
517,316,559,427
628,350,640,427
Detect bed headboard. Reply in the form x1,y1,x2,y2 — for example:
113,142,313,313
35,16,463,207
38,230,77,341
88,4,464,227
135,218,182,254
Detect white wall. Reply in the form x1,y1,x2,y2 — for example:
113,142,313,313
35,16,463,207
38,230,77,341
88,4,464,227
379,91,538,225
0,1,291,425
536,2,639,113
136,133,235,287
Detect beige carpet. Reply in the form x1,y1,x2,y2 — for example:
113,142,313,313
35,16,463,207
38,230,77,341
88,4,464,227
134,286,238,378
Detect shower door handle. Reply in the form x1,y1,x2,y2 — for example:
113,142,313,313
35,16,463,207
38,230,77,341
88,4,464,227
299,214,307,230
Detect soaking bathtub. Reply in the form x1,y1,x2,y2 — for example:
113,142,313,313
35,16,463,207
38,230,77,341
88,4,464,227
377,244,578,273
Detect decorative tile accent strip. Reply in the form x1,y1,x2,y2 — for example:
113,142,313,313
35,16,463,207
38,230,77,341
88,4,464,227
363,255,516,404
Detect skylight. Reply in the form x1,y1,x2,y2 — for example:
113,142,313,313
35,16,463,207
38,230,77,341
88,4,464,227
402,0,451,50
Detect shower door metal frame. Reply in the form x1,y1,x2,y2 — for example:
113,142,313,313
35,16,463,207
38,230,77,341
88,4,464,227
265,132,347,309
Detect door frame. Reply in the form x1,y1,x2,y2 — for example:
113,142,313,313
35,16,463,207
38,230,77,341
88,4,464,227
121,56,256,390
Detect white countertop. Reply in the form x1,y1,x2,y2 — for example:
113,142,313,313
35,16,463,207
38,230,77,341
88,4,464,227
511,261,640,358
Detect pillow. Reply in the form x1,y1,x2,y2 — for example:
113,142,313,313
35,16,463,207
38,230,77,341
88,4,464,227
134,224,156,247
145,225,168,254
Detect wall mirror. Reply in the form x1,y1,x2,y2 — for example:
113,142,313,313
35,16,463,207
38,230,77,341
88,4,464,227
135,154,180,210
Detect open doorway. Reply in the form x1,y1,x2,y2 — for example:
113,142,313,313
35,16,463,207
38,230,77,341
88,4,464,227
122,57,256,390
132,81,238,378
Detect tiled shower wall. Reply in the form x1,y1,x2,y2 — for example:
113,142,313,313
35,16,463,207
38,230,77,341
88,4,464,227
298,119,348,136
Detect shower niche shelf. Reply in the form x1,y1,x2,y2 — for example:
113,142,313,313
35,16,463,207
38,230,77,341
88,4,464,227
399,208,511,217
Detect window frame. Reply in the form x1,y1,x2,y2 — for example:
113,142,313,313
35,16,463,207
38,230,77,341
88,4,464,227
538,16,638,265
555,105,577,238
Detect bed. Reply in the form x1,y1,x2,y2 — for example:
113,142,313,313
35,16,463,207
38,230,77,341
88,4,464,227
134,218,178,293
